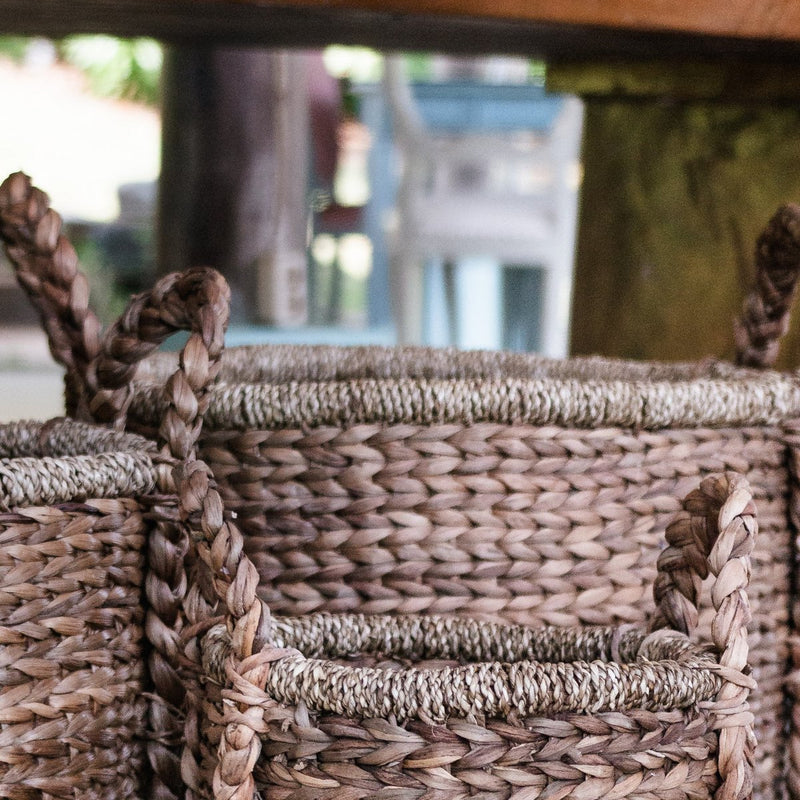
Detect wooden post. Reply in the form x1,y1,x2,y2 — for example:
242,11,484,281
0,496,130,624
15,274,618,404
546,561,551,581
548,61,800,368
549,63,800,365
158,45,309,324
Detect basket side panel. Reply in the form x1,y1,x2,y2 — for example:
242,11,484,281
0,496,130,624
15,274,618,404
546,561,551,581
199,422,790,800
0,500,148,800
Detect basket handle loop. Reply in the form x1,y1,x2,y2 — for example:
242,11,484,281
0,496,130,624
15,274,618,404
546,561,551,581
0,171,105,420
105,264,278,800
735,203,800,368
85,267,230,437
4,170,800,377
651,472,756,644
205,472,759,800
651,471,756,800
102,266,241,800
0,172,232,433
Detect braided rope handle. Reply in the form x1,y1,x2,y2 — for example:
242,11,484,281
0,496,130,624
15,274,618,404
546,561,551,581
197,472,757,800
86,267,232,800
0,171,105,419
735,203,800,368
0,172,232,439
86,267,229,436
651,471,756,800
101,268,233,798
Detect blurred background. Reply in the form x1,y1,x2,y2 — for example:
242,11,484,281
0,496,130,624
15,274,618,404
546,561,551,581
0,38,583,420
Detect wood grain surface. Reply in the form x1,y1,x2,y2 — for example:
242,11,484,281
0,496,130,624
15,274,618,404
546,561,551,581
241,0,800,41
2,0,800,58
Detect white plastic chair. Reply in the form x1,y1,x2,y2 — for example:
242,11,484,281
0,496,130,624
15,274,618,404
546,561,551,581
383,55,584,356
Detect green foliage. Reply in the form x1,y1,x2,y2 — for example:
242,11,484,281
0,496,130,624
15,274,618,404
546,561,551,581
59,36,163,106
0,36,30,63
0,35,163,106
528,61,547,86
323,46,383,83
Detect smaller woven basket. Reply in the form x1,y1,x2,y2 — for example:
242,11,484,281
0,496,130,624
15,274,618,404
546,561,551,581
0,174,233,799
0,418,157,800
189,471,756,800
0,256,232,800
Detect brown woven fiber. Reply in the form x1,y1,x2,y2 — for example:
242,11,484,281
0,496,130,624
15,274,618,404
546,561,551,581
0,173,234,800
73,266,231,800
128,363,799,800
0,172,795,800
0,418,157,800
0,258,230,800
191,469,759,800
37,259,758,798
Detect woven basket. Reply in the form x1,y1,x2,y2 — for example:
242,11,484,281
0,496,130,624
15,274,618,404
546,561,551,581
0,177,232,800
0,265,231,800
0,172,797,799
180,470,762,800
0,417,157,800
133,343,799,800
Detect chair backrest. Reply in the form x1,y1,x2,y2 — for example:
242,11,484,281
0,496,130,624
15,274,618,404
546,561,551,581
383,55,583,260
382,55,584,356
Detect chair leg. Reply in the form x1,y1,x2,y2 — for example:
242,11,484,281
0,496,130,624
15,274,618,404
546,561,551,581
539,267,573,358
390,251,425,345
443,260,457,346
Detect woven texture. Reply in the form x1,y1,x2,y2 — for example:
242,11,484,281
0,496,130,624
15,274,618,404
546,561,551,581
120,207,800,799
0,420,158,800
0,172,795,800
189,472,755,800
1,173,235,800
126,209,800,800
124,348,798,800
83,268,231,800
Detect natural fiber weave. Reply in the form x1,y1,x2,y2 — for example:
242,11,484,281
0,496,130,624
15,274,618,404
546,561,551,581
190,472,756,800
128,352,798,800
1,174,236,800
0,172,791,800
81,267,231,800
205,613,723,718
0,419,158,800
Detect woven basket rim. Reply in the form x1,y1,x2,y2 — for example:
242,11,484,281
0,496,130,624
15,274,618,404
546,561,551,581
129,372,800,431
138,344,761,385
209,613,721,722
0,418,158,508
130,345,800,430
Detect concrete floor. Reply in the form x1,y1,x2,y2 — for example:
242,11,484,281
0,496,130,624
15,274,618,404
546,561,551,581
0,327,64,422
0,370,64,422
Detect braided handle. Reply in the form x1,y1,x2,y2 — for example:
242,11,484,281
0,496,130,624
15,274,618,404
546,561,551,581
651,471,756,800
0,172,232,438
0,171,105,419
0,172,241,798
85,267,230,440
96,266,233,800
735,203,800,368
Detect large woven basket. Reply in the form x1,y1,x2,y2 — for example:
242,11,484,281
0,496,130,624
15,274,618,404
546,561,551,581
172,467,764,800
0,418,157,800
1,171,798,799
133,341,800,800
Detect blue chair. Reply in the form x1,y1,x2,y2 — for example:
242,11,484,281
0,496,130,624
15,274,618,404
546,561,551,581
383,56,583,355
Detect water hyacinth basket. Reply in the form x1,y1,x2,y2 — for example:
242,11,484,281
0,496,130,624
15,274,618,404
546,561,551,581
2,171,799,799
